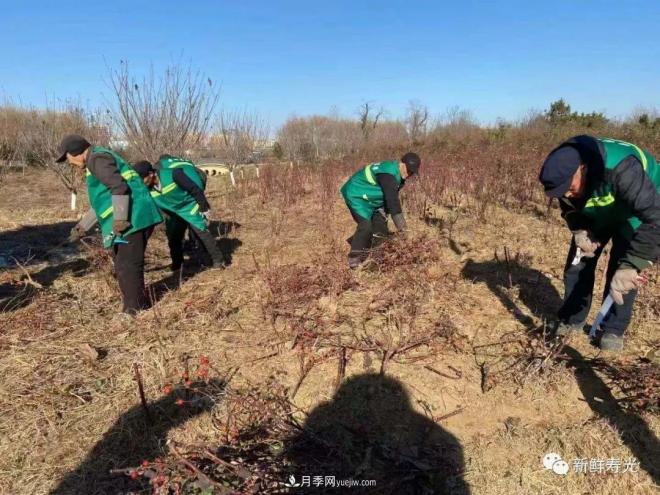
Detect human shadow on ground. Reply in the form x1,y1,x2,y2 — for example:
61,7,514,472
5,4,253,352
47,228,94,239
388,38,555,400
285,373,470,494
210,220,242,266
0,221,77,267
49,379,225,495
182,220,242,267
0,259,91,312
462,259,660,485
0,221,94,311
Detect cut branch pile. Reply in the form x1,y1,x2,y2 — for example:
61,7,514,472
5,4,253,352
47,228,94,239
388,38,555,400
368,233,442,273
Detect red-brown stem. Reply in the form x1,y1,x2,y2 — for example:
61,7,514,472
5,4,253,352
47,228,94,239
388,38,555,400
133,363,153,424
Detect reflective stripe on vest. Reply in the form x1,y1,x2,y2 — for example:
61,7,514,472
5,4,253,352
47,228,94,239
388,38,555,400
161,183,177,194
600,138,649,170
99,206,113,219
586,139,649,209
631,144,648,170
585,193,615,209
121,170,139,180
169,161,192,169
191,204,200,214
150,183,177,197
364,165,377,185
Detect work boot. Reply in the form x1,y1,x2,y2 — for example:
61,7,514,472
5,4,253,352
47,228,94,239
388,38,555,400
599,333,624,352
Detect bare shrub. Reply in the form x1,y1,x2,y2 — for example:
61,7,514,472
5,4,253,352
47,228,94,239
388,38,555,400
595,358,660,414
366,120,409,157
262,263,355,323
277,115,360,162
214,108,269,184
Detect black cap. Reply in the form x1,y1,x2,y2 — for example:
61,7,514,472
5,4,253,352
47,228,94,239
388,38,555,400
401,152,421,175
539,145,582,198
55,134,91,162
133,160,155,178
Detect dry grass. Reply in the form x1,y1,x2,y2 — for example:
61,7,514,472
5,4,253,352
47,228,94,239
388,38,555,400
0,167,658,494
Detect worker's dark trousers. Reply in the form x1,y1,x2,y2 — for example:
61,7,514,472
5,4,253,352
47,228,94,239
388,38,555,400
166,213,223,270
558,234,637,337
113,229,150,315
348,207,389,259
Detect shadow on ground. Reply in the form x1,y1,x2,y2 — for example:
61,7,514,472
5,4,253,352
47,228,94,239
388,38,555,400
462,258,660,485
49,379,225,495
210,220,242,266
0,221,93,312
0,258,91,312
285,373,470,494
181,220,242,267
145,219,242,305
0,221,78,264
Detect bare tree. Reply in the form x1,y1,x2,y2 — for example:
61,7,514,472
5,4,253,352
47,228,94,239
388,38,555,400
405,100,429,144
358,102,384,141
216,108,270,185
8,102,111,209
108,61,219,161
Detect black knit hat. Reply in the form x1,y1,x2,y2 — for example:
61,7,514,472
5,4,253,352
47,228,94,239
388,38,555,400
132,160,155,178
401,152,421,175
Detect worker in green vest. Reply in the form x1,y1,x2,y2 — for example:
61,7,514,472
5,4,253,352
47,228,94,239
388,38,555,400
56,134,163,314
133,156,225,271
340,153,421,268
539,135,660,351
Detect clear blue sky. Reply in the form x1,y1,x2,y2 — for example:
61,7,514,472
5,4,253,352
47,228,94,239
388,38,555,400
1,0,658,127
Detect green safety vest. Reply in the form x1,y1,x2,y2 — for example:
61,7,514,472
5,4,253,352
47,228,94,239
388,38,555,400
85,146,163,248
151,156,208,232
340,160,402,220
581,138,660,240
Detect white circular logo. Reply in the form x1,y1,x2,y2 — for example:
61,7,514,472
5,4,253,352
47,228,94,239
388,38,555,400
552,460,569,476
543,452,562,470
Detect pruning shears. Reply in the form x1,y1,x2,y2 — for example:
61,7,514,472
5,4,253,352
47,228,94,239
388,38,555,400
589,294,614,338
571,247,583,266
